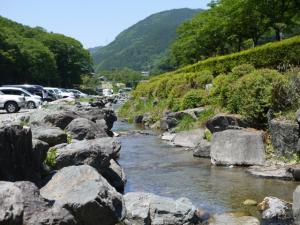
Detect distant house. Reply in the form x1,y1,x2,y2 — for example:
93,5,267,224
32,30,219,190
141,71,150,77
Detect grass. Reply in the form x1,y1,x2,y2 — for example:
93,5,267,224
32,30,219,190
175,115,195,131
44,147,57,168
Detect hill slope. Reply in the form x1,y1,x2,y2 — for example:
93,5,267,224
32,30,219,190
90,8,201,72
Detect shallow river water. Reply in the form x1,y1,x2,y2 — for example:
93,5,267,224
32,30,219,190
113,120,299,219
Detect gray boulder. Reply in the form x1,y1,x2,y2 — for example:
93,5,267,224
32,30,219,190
134,115,144,124
124,192,198,225
66,117,109,140
258,196,292,222
193,140,211,158
269,119,300,159
54,137,121,173
0,124,42,184
44,111,78,129
32,126,67,147
211,129,265,166
294,185,300,224
160,117,178,131
41,165,125,225
32,139,49,167
173,129,205,148
0,181,77,225
101,159,127,193
209,213,260,225
75,107,117,130
206,113,248,133
0,181,23,225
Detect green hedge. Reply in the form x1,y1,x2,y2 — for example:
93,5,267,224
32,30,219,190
176,36,300,75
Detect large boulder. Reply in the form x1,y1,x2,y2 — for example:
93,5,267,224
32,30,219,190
193,140,211,158
32,126,67,147
173,129,205,148
44,111,78,129
66,117,109,140
101,159,127,193
75,107,117,130
258,197,292,223
41,165,125,225
124,192,198,225
0,181,23,225
160,117,178,131
269,119,300,159
0,181,77,225
54,137,121,173
206,113,248,133
293,185,300,224
0,124,42,184
32,139,49,170
211,129,265,166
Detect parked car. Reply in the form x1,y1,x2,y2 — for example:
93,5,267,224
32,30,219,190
0,90,26,113
44,87,63,99
67,89,88,98
0,87,42,109
59,88,75,98
2,84,47,100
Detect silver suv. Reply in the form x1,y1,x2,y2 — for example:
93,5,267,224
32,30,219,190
0,91,26,113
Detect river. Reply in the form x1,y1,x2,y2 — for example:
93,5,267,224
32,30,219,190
113,120,299,220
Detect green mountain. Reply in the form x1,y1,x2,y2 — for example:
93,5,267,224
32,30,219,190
90,8,202,73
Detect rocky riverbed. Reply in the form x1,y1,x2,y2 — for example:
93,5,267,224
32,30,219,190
1,99,300,225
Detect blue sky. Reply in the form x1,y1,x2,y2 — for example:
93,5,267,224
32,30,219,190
0,0,210,48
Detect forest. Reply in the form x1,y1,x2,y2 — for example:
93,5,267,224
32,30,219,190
157,0,300,72
0,16,93,87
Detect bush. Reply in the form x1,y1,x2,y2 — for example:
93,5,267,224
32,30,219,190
176,114,195,131
227,69,287,123
177,35,300,75
181,89,207,110
231,64,255,77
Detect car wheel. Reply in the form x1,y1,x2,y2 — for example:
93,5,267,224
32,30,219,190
27,101,36,109
5,102,19,113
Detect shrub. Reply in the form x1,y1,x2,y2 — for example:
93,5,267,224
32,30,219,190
191,70,214,88
231,64,255,77
181,89,207,110
176,35,300,75
209,74,236,107
227,69,287,123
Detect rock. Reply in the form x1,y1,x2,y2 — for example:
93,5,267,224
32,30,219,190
134,115,144,124
243,199,258,206
0,181,23,225
150,121,160,130
173,129,205,148
66,117,109,140
296,108,300,123
142,113,152,125
294,186,300,224
287,167,300,181
101,159,127,193
54,137,121,172
269,119,300,159
160,117,178,131
193,139,211,158
0,181,77,225
15,181,77,225
161,132,176,142
32,139,49,169
247,165,293,180
44,111,78,129
209,213,260,225
75,107,117,130
259,197,292,222
124,192,198,225
0,124,42,184
41,165,125,225
206,113,248,133
32,126,67,147
211,129,265,166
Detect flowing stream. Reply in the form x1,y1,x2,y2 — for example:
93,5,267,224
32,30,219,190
113,120,299,219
